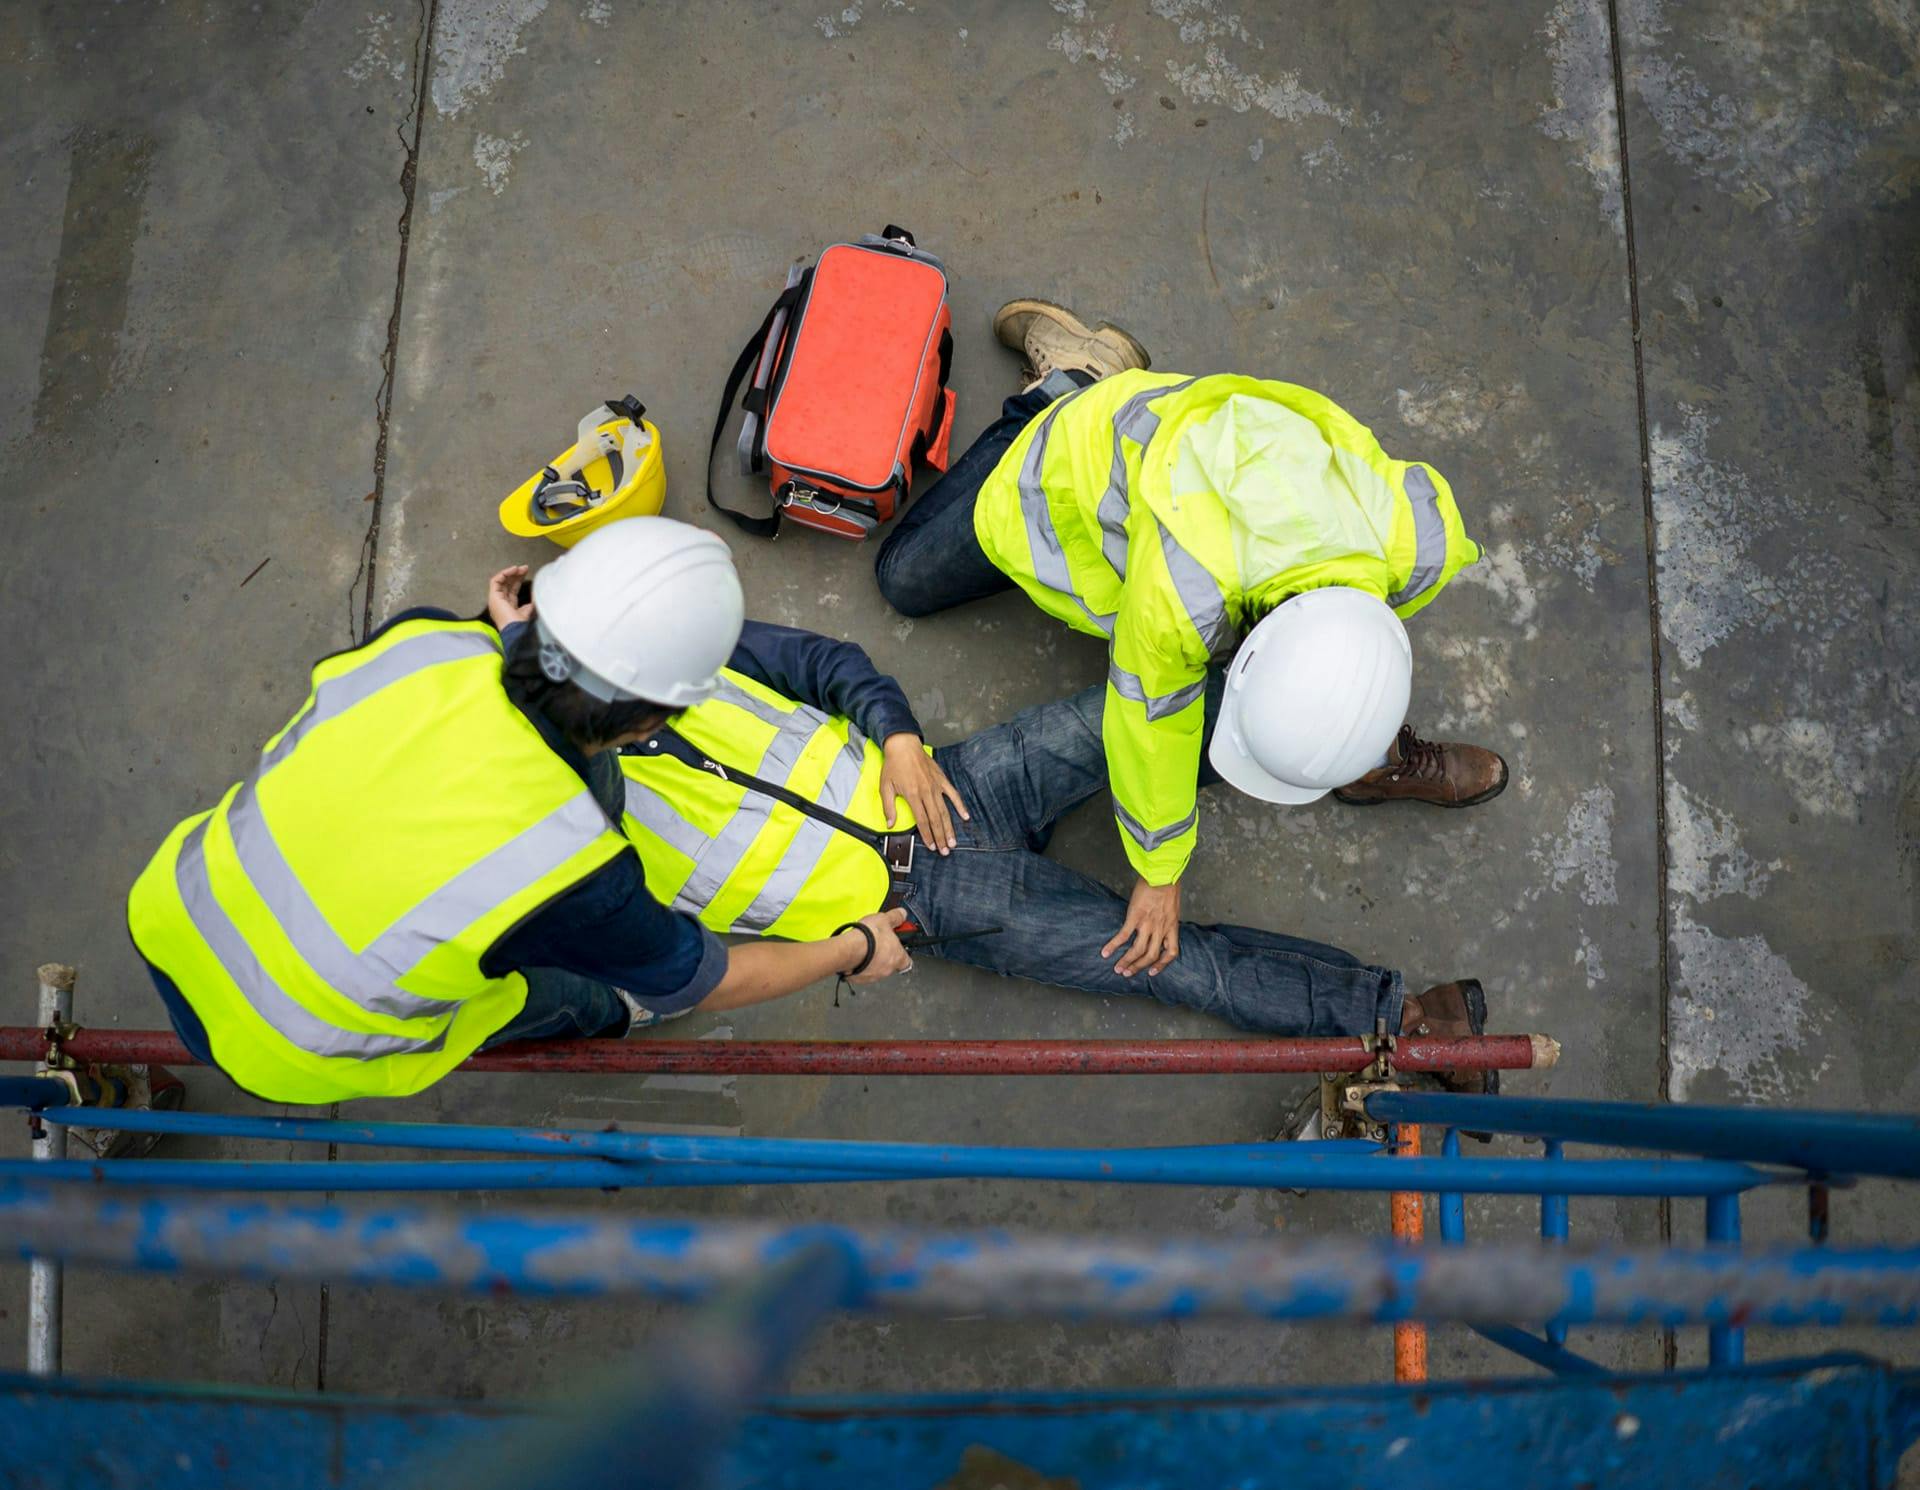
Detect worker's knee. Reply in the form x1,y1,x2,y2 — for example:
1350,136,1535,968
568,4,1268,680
873,543,939,618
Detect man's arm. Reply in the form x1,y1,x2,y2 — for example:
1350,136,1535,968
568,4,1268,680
728,620,967,852
702,910,911,1010
1098,592,1210,977
728,620,920,741
487,854,910,1020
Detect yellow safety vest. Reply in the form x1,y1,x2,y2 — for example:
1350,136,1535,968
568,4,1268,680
618,669,910,940
126,618,629,1103
973,371,1478,885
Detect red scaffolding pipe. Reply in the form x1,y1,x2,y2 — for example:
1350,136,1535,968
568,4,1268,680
0,1026,1553,1076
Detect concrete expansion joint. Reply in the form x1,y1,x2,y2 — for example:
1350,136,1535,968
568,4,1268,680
347,0,441,648
1604,0,1680,1374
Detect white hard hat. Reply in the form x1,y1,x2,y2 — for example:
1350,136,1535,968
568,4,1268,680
530,516,744,708
1209,587,1411,805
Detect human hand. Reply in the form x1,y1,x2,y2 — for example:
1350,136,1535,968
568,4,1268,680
486,564,533,629
844,907,913,985
1101,878,1182,977
879,733,969,854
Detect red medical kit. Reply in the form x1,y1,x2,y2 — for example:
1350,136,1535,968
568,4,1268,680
708,226,956,541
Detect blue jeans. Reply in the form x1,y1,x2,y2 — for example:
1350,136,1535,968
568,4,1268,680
902,683,1405,1037
875,371,1089,617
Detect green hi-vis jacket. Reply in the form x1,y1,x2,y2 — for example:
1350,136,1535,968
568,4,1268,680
127,619,627,1103
972,371,1478,884
618,668,918,940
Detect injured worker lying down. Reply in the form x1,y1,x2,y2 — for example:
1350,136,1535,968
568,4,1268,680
562,600,1499,1095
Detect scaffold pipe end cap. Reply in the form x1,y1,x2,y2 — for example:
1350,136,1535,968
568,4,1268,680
1532,1035,1562,1069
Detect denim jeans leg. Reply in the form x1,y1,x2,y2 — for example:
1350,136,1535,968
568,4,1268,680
875,371,1088,617
933,672,1228,855
482,966,633,1048
932,684,1109,853
906,837,1403,1037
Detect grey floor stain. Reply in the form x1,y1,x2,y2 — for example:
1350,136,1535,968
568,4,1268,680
34,127,154,431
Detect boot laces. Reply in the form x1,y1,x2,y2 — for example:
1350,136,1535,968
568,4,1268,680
1395,724,1447,781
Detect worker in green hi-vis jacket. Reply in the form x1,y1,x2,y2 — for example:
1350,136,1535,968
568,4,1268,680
877,299,1508,980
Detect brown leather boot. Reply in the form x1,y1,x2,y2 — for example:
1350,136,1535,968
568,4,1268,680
993,298,1151,384
1333,723,1508,808
1399,978,1498,1096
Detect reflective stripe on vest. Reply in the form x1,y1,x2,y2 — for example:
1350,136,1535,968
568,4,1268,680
621,678,872,934
348,790,612,992
730,735,867,932
260,628,496,775
176,817,445,1061
1025,376,1230,657
1018,390,1117,636
1385,465,1446,609
1100,377,1202,583
225,774,461,1022
1155,518,1234,657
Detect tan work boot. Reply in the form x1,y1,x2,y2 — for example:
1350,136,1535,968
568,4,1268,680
993,298,1151,384
1333,723,1509,808
1400,978,1498,1097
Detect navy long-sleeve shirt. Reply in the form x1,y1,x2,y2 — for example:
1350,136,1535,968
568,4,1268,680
145,607,920,1062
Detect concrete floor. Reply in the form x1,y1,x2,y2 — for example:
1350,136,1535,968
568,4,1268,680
1,0,1915,1405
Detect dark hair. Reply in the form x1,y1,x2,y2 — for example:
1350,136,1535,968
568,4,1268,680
500,624,675,751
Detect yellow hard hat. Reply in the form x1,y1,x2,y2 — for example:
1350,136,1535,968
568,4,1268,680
500,396,666,548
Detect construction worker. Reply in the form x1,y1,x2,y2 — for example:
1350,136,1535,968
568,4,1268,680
874,301,1508,981
609,609,1496,1080
126,518,911,1105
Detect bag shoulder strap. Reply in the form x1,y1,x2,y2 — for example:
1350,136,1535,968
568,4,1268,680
633,727,887,856
707,275,811,539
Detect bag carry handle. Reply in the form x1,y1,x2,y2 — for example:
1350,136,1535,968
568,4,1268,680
707,276,810,539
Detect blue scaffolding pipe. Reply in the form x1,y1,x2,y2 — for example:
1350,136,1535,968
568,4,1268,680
7,1108,1791,1196
1364,1092,1920,1180
35,1106,1394,1163
0,1077,69,1110
1542,1139,1570,1347
1438,1127,1465,1241
0,1159,880,1191
0,1147,1786,1196
1468,1324,1606,1376
6,1183,1918,1328
1707,1192,1747,1367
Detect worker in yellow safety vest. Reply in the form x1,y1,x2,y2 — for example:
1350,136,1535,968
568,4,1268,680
875,300,1508,980
126,518,912,1105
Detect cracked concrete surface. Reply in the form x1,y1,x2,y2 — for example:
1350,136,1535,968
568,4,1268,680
0,0,1914,1407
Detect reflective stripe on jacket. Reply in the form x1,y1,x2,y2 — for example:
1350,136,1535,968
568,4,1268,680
126,618,628,1103
618,669,910,940
972,370,1478,884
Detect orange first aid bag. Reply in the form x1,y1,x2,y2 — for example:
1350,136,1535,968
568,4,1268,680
708,227,957,541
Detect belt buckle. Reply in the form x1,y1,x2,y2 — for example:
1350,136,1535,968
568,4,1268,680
882,833,914,875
